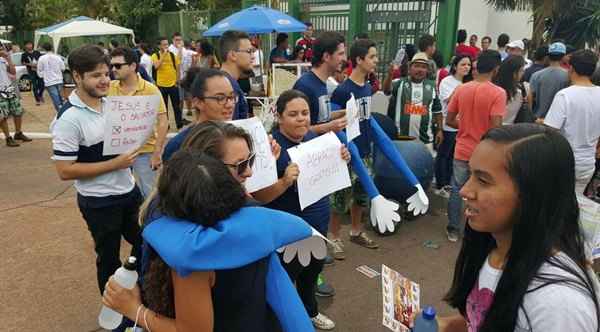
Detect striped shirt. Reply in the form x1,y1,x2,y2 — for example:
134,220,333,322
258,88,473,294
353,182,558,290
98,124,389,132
51,91,135,197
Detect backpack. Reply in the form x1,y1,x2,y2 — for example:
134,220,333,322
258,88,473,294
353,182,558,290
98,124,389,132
151,51,177,82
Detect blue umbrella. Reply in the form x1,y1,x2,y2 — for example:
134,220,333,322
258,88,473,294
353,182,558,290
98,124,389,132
203,5,307,37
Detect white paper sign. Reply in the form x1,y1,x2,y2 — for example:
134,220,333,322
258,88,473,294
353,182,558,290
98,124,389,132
230,117,278,193
287,132,351,210
102,95,160,155
346,94,361,142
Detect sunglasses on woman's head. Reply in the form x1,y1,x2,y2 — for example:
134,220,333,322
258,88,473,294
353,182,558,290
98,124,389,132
224,152,256,176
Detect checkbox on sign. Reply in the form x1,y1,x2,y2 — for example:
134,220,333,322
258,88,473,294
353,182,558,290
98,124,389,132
112,126,122,135
111,139,121,147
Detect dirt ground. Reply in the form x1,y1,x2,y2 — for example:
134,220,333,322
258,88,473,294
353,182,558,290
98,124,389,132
1,91,461,331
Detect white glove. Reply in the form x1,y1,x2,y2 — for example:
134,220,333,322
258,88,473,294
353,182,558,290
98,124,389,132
277,228,328,267
406,184,429,216
370,195,401,233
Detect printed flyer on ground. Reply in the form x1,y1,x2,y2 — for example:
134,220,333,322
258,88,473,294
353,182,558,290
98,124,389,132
382,264,420,332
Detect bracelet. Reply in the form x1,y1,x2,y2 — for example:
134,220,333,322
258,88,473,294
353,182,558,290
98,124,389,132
143,307,151,332
133,304,144,329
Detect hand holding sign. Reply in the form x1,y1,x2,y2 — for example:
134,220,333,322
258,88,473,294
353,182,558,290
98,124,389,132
230,117,278,193
287,132,351,210
103,95,160,156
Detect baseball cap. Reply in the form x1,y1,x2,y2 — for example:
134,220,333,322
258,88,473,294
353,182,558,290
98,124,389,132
506,40,525,50
548,42,566,55
411,52,429,65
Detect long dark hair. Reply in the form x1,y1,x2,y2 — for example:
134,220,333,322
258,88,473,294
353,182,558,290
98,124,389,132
493,55,525,102
449,54,473,83
143,150,247,318
444,124,599,331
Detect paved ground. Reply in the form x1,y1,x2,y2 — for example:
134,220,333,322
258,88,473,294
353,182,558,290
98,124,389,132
1,92,461,331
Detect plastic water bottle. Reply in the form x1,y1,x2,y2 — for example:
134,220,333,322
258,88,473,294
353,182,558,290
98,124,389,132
98,256,138,330
413,306,439,332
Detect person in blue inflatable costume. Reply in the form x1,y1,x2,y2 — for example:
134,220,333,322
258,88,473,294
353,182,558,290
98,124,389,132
102,149,317,331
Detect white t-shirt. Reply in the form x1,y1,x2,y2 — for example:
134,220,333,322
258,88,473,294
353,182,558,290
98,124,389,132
467,252,599,332
503,89,523,125
545,86,600,182
139,54,153,79
439,75,461,132
0,58,11,88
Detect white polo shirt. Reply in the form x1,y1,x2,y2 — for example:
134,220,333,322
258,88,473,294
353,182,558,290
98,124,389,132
51,91,135,197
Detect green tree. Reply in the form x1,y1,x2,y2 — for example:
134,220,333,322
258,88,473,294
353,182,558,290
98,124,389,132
486,0,600,48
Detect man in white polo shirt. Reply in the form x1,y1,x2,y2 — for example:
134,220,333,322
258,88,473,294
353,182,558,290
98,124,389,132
37,43,66,112
51,44,142,295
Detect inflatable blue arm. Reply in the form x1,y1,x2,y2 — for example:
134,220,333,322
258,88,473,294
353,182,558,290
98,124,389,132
335,130,378,200
368,117,429,215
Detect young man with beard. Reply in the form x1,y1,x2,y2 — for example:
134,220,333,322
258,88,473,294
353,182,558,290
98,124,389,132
219,30,254,120
109,47,168,198
292,31,348,299
51,45,142,295
329,39,380,258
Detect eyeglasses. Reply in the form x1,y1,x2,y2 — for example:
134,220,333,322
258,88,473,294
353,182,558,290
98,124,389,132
223,152,256,176
201,94,239,105
235,48,255,54
110,63,130,70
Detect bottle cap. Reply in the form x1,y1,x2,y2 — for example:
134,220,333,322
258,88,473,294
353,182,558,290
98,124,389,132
124,256,137,270
423,306,436,320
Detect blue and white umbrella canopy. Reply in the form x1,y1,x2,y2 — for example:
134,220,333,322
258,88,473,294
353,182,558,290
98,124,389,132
203,5,307,37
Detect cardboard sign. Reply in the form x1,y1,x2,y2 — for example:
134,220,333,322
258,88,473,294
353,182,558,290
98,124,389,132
103,95,160,155
230,117,278,193
287,132,351,210
382,265,420,332
346,93,361,142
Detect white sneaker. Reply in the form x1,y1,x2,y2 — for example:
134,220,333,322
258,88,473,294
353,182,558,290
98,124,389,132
311,312,335,330
434,186,451,199
330,238,345,260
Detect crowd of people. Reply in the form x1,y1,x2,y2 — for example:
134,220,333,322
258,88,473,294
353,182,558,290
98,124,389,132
2,22,600,331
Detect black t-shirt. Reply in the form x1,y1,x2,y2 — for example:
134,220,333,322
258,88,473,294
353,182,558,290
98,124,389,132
21,50,42,75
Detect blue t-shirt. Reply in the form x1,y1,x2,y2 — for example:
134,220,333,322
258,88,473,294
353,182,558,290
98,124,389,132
292,71,332,125
331,79,373,158
224,72,249,120
265,129,330,234
162,126,192,162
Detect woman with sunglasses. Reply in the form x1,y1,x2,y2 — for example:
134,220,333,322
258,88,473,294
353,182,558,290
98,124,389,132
253,89,351,331
103,121,316,331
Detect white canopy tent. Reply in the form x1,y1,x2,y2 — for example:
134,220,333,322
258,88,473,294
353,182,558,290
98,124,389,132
34,16,135,52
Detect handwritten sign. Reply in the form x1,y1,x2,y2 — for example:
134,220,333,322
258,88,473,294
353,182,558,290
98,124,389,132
102,95,160,156
382,265,420,332
346,93,361,142
287,132,351,210
230,117,278,193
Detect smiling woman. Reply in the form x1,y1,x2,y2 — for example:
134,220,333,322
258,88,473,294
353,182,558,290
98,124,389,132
440,123,600,332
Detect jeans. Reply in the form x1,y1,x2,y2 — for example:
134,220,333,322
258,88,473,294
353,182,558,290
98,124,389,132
132,153,157,198
46,84,64,112
434,131,457,188
158,85,183,129
30,75,45,102
281,255,324,318
77,189,143,295
447,159,471,232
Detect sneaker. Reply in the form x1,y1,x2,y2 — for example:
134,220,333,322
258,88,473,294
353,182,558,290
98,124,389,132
350,232,379,249
311,312,335,330
316,275,335,297
434,185,451,199
5,136,19,147
330,239,345,260
323,254,335,266
446,228,459,242
13,132,32,142
186,109,193,116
